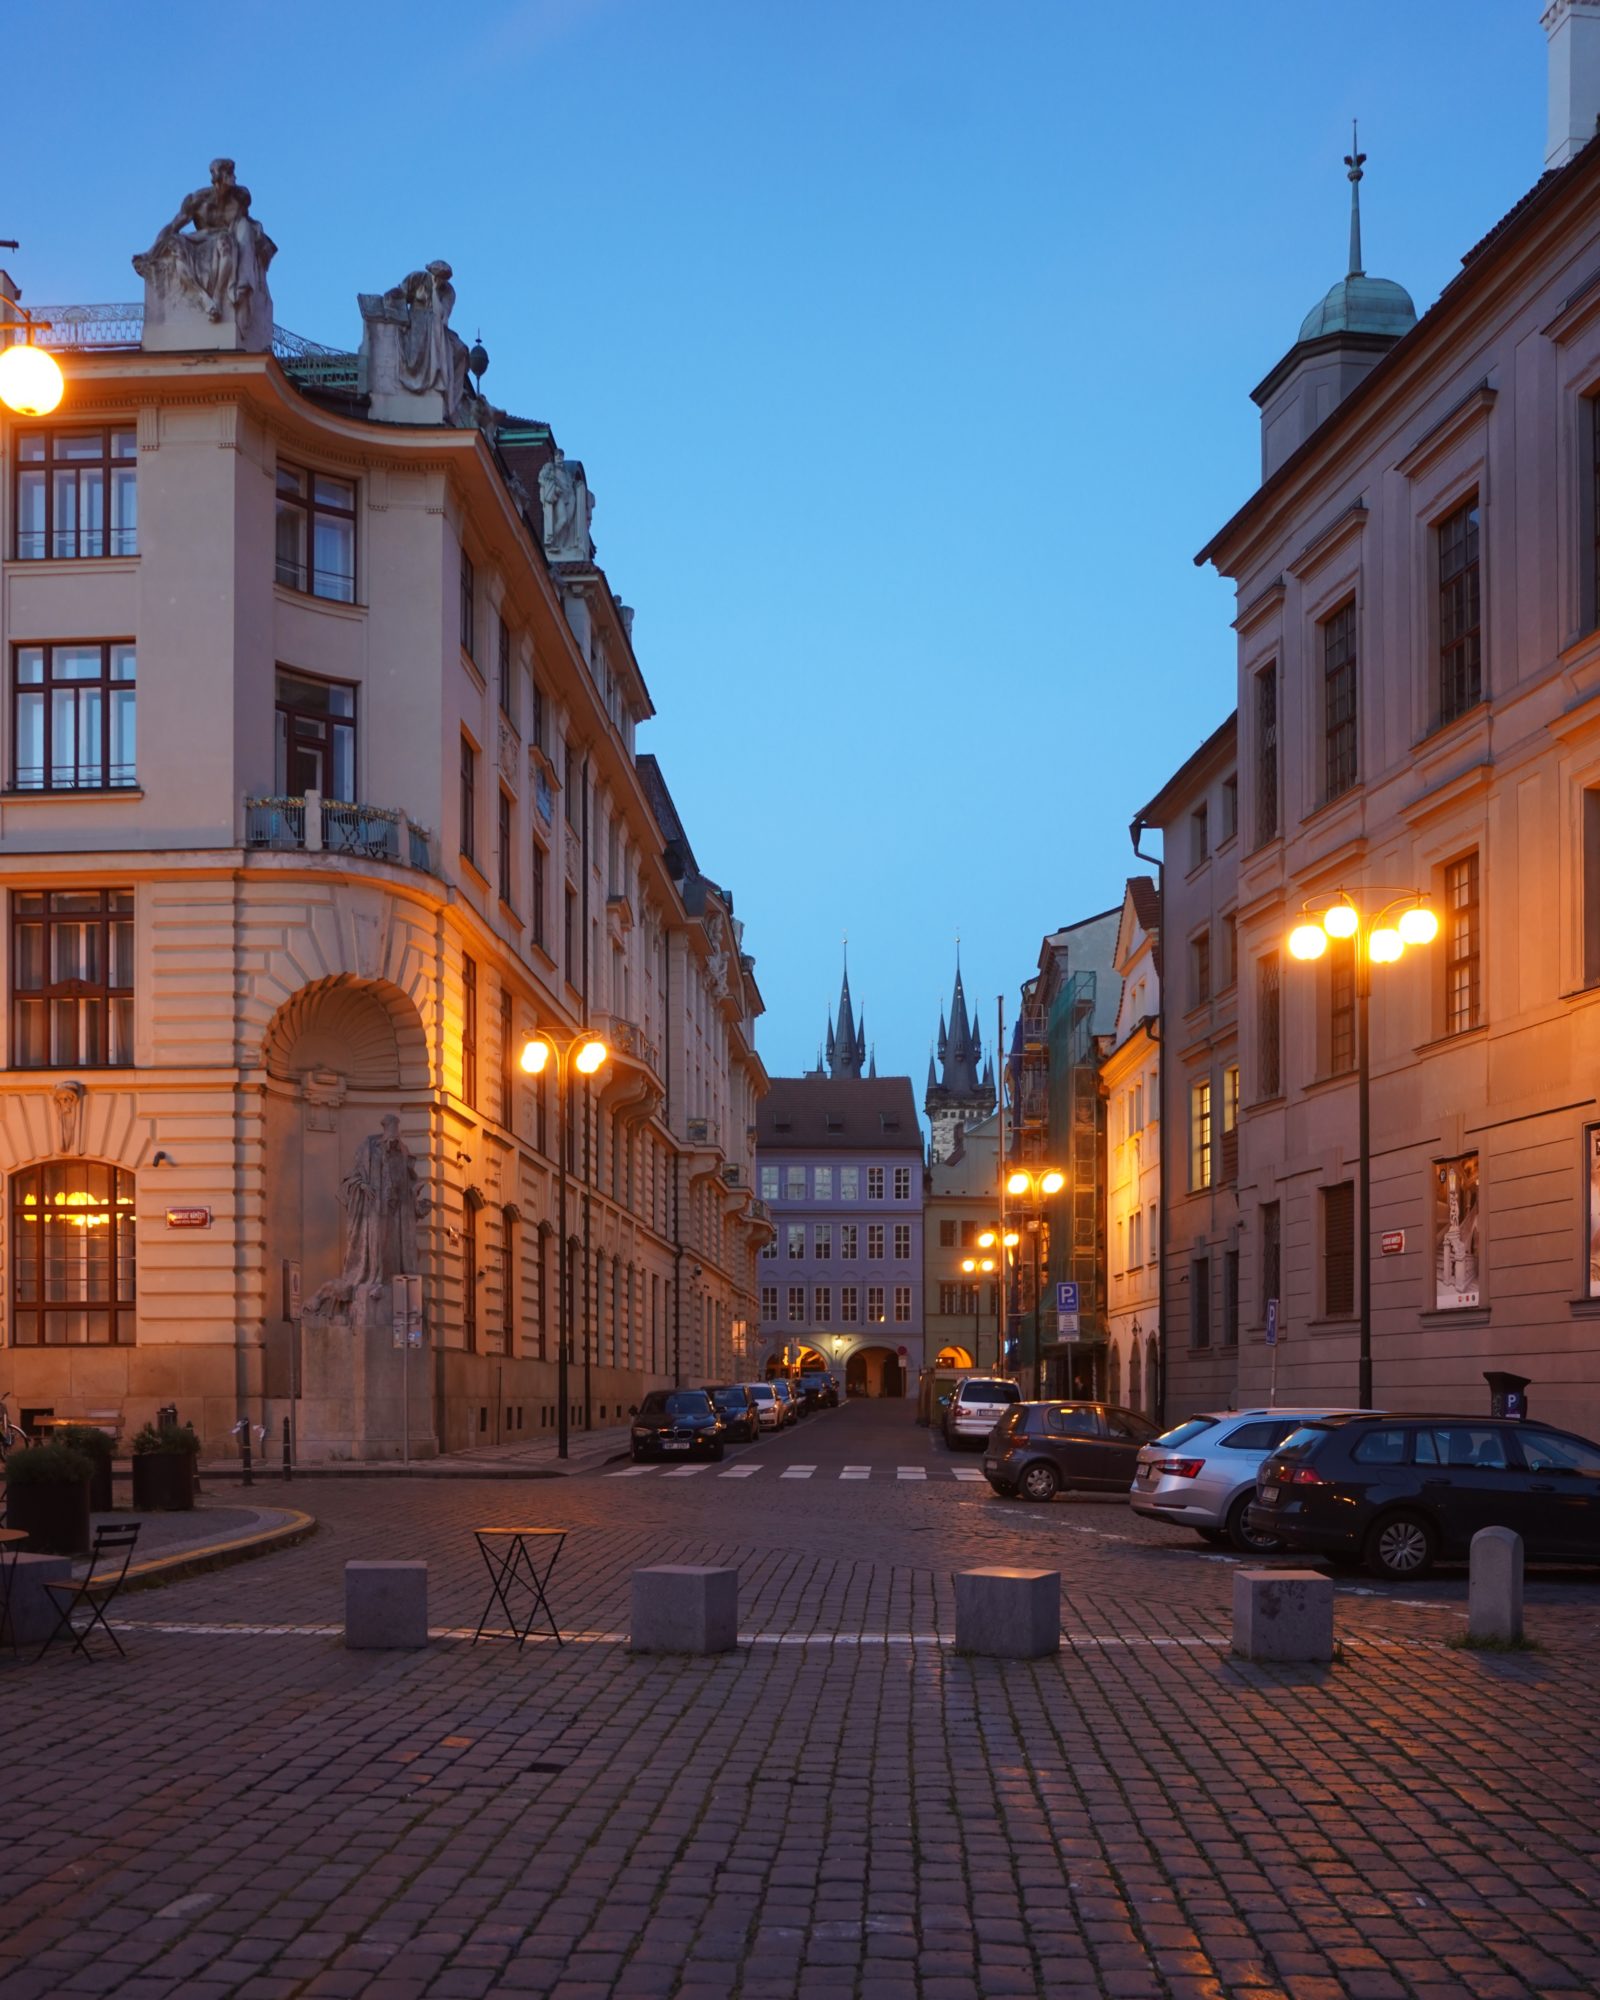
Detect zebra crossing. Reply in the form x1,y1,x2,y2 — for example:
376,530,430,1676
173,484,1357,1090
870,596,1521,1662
607,1459,990,1483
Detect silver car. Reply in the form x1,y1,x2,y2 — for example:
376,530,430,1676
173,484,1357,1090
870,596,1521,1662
1131,1408,1368,1552
943,1376,1023,1450
742,1381,785,1432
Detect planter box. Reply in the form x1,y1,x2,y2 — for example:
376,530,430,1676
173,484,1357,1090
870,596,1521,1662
132,1453,196,1511
5,1477,92,1555
87,1457,114,1514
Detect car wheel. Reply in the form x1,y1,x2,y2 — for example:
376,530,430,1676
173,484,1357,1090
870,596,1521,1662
1365,1510,1437,1581
1019,1461,1060,1503
1225,1492,1283,1555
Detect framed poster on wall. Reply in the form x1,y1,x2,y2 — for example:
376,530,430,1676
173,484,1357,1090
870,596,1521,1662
1588,1127,1600,1298
1433,1153,1481,1310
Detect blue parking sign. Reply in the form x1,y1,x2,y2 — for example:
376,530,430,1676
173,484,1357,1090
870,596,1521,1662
1265,1297,1279,1347
1055,1281,1079,1313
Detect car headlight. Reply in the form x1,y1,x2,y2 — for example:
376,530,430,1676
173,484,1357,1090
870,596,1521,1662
632,1427,651,1438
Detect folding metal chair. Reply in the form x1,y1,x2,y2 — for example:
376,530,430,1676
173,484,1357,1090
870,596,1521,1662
37,1521,141,1661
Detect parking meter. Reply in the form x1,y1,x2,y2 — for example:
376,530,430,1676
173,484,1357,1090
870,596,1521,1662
1483,1371,1530,1420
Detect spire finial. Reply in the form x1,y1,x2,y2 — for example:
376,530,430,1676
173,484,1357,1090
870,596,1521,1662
1344,120,1366,279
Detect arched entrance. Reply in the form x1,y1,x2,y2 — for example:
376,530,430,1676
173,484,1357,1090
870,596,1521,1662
765,1343,829,1380
845,1344,904,1397
935,1344,973,1369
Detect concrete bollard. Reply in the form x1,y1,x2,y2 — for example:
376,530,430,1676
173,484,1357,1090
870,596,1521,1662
1,1553,73,1647
1232,1568,1334,1663
953,1568,1061,1659
344,1560,429,1649
1468,1526,1524,1644
630,1565,738,1654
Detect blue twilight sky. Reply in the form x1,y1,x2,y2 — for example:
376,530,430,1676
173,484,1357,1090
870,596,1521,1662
11,1,1545,1089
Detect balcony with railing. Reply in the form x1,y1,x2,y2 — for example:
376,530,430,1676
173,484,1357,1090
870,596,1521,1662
31,303,359,391
589,1012,662,1085
244,792,438,873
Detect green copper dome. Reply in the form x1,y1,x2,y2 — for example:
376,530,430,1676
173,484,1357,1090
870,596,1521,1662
1298,272,1417,343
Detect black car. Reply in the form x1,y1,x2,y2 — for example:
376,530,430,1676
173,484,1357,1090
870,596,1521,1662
707,1383,761,1443
794,1374,833,1411
1247,1413,1600,1580
985,1401,1161,1501
629,1389,726,1463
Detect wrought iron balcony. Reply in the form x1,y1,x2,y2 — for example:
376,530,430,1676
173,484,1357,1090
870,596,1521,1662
589,1012,662,1083
685,1116,721,1150
244,794,438,874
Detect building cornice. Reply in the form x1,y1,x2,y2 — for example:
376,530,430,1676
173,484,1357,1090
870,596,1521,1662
1286,500,1367,580
1392,381,1497,481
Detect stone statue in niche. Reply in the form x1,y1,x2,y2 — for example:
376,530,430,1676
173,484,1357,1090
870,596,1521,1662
306,1115,432,1321
538,448,596,561
134,159,276,352
51,1080,85,1155
358,261,470,425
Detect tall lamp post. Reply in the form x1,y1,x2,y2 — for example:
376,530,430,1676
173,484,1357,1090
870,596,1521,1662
1005,1168,1065,1396
520,1026,611,1461
958,1232,1014,1369
1286,890,1438,1407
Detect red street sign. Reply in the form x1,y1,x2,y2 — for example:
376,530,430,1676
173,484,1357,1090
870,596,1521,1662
1380,1230,1405,1255
166,1207,212,1229
897,1345,908,1356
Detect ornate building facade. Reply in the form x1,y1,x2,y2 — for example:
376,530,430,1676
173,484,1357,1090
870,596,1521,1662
0,171,769,1456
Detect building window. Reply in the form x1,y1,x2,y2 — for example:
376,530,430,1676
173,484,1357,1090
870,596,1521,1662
1221,1064,1239,1183
1189,1078,1213,1191
785,1166,806,1200
814,1224,832,1259
12,890,133,1068
841,1285,858,1323
867,1167,885,1200
761,1284,778,1321
894,1223,911,1259
894,1166,911,1199
1323,1181,1355,1318
462,1200,478,1353
840,1167,860,1201
939,1219,956,1248
1191,928,1211,1008
459,551,476,658
867,1224,884,1259
1191,1256,1211,1348
531,680,545,753
867,1285,885,1323
10,1160,136,1345
1222,1248,1239,1348
1444,852,1481,1035
499,987,514,1126
787,1224,805,1259
1438,497,1482,725
1222,914,1237,989
959,1220,977,1249
1190,803,1209,867
1221,773,1238,844
814,1285,832,1321
498,619,518,732
531,840,547,952
1322,601,1358,801
275,670,355,799
760,1235,776,1262
15,427,137,561
814,1166,833,1200
460,735,478,866
1257,951,1281,1098
1328,939,1356,1076
503,1206,519,1356
461,954,479,1108
937,1283,962,1315
497,791,514,907
894,1285,911,1324
13,643,136,792
1261,1200,1281,1316
840,1224,857,1259
564,886,577,987
535,1066,550,1157
564,744,578,827
787,1285,805,1323
1255,661,1279,845
760,1166,778,1201
275,464,355,601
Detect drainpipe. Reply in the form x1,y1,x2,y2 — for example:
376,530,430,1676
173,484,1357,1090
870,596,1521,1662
1130,815,1167,1427
668,934,683,1386
581,754,593,1431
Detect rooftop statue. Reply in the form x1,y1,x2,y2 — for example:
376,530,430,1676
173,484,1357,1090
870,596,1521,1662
358,260,470,424
134,158,276,352
538,447,597,562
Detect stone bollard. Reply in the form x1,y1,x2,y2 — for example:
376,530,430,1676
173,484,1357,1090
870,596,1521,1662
630,1566,738,1654
1468,1526,1524,1644
1232,1568,1334,1663
1,1553,73,1647
953,1568,1061,1659
344,1560,429,1650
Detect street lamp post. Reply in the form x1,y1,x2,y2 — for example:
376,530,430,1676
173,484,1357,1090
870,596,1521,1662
1004,1168,1065,1396
961,1225,1016,1373
521,1027,610,1460
1287,891,1438,1407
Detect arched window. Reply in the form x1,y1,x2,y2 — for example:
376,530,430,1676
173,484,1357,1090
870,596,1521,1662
11,1161,136,1344
1145,1333,1160,1419
1128,1337,1142,1416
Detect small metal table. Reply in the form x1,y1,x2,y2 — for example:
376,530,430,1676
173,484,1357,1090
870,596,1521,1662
472,1527,565,1648
0,1526,31,1655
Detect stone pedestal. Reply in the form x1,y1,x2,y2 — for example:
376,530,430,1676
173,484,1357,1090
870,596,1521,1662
1468,1527,1524,1644
953,1568,1060,1659
299,1292,434,1462
1,1552,73,1646
630,1566,738,1654
1232,1569,1334,1662
344,1560,428,1649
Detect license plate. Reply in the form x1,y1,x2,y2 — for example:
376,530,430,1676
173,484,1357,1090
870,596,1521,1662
985,1458,998,1471
1136,1465,1153,1483
664,1440,690,1451
1258,1486,1279,1505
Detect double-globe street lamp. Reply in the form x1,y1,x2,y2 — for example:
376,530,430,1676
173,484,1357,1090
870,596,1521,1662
1286,890,1439,1407
0,261,65,416
959,1226,1018,1369
520,1026,610,1461
1005,1167,1065,1396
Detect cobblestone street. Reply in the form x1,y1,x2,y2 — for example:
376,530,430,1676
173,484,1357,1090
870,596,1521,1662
3,1403,1599,2000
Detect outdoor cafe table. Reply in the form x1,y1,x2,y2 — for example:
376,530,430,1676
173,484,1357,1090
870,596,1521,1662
472,1526,565,1648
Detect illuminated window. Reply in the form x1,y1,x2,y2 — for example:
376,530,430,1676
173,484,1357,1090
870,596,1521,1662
12,889,133,1068
10,1161,136,1345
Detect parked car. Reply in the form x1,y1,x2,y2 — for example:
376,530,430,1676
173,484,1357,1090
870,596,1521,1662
707,1383,762,1443
795,1373,835,1411
1246,1413,1600,1579
629,1389,726,1463
770,1379,800,1426
943,1377,1023,1450
985,1401,1162,1500
1131,1407,1369,1552
742,1380,785,1432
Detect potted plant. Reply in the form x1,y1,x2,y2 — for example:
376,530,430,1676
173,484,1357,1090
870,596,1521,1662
57,1424,116,1514
130,1422,200,1511
3,1442,93,1554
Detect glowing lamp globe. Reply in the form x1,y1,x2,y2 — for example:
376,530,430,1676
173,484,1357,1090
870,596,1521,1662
1040,1170,1066,1195
1398,905,1439,946
1322,903,1359,940
978,1230,997,1249
574,1037,609,1075
1006,1170,1030,1197
0,341,64,416
1289,923,1328,961
1369,927,1405,964
519,1036,551,1074
961,1258,978,1273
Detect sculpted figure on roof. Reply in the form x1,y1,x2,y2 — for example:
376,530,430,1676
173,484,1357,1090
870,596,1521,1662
134,158,276,352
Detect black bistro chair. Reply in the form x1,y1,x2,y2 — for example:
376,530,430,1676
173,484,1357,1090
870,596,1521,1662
38,1522,141,1661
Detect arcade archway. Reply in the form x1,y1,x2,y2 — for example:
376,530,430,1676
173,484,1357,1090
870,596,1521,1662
934,1344,973,1369
766,1343,829,1379
845,1344,904,1398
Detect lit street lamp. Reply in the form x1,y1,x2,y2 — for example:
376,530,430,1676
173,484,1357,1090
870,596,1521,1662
521,1027,610,1460
1286,890,1438,1406
1003,1168,1066,1396
0,262,63,415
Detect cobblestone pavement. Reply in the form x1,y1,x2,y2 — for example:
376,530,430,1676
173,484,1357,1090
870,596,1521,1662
3,1401,1599,2000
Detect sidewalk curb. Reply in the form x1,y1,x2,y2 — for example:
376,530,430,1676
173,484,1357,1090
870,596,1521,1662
115,1508,319,1595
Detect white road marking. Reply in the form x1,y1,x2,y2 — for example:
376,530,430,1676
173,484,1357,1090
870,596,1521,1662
896,1467,926,1481
607,1465,654,1477
662,1463,712,1477
841,1466,870,1479
780,1466,816,1479
951,1467,986,1482
720,1464,762,1478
